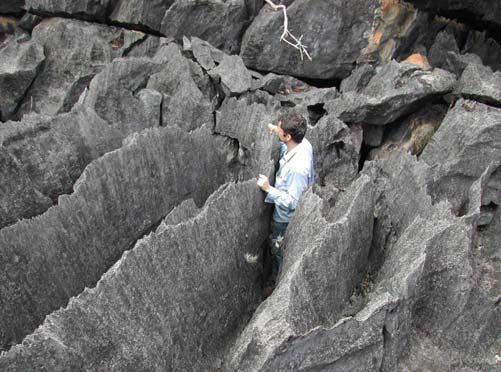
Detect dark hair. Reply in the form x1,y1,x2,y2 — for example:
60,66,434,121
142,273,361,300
278,112,307,143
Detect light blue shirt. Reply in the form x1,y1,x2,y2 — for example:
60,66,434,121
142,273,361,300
265,138,315,223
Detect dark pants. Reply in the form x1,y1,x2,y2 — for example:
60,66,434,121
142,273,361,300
269,221,288,285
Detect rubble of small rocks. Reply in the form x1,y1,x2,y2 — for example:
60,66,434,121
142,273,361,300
0,0,499,371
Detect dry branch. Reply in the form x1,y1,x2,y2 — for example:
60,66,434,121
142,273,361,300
264,0,312,61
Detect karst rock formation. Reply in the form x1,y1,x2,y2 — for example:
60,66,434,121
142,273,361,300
0,0,500,371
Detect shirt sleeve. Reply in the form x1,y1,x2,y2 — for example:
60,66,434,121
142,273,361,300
266,170,309,212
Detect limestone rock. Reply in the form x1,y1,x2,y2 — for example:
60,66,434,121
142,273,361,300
25,0,112,22
146,43,214,131
110,0,173,32
16,18,145,118
0,181,270,371
0,35,45,121
421,99,501,213
209,54,252,96
326,60,456,125
462,30,501,72
308,115,362,189
227,174,376,370
160,0,251,54
0,146,52,229
241,0,380,80
455,63,501,106
82,57,163,130
215,91,281,179
428,30,460,70
340,64,375,93
0,126,238,349
368,104,447,160
190,36,225,71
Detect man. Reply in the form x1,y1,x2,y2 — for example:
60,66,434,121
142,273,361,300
257,112,314,291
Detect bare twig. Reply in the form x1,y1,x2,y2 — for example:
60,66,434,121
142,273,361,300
264,0,312,61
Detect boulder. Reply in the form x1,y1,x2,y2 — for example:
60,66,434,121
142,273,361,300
0,126,238,350
308,115,363,188
428,29,460,70
215,91,282,179
444,51,483,76
421,99,501,213
190,36,225,71
325,60,456,125
110,0,173,32
208,54,252,96
241,0,380,80
25,0,112,22
16,18,145,118
0,35,45,121
227,174,376,370
462,30,501,72
0,181,270,371
147,43,214,131
454,63,501,106
81,57,163,130
160,0,252,54
340,64,375,93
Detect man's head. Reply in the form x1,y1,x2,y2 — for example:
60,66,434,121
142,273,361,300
277,112,307,144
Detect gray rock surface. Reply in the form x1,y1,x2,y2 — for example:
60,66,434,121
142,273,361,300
462,30,501,72
0,1,25,15
0,101,162,229
0,181,270,371
368,104,447,160
455,63,501,106
82,57,163,129
227,174,376,370
16,18,145,118
215,91,282,179
308,115,362,189
147,43,214,131
26,0,112,22
241,0,380,79
209,54,252,96
0,126,238,350
421,99,501,213
110,0,173,32
326,60,456,125
340,64,375,93
190,36,225,71
0,35,45,121
160,0,251,54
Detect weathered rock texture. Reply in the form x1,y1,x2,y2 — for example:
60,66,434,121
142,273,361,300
421,99,501,213
215,91,282,179
454,63,501,106
0,126,238,349
227,174,376,370
16,18,145,118
241,0,380,79
0,181,270,371
0,35,45,121
326,60,456,125
26,0,113,22
0,102,162,229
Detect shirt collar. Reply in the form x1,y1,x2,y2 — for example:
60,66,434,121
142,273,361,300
284,142,301,162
